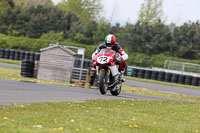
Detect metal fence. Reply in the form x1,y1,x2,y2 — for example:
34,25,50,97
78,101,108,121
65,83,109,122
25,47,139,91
164,60,200,73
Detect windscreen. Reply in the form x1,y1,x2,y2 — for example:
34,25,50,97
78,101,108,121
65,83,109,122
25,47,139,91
99,48,115,55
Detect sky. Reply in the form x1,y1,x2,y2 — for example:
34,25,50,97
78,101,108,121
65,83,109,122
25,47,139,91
52,0,200,26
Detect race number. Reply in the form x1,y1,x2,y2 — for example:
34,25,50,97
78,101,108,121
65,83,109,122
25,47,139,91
97,56,109,63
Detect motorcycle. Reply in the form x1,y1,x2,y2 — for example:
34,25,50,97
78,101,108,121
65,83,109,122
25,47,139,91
94,48,122,96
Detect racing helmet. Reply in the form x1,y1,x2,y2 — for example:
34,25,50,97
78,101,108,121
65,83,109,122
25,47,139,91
105,34,116,47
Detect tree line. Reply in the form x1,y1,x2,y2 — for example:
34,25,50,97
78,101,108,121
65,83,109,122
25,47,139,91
0,0,199,67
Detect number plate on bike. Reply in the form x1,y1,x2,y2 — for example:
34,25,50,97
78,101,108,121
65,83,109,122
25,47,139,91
97,56,109,64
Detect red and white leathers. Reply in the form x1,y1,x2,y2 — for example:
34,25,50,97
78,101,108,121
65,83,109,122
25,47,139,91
92,42,128,71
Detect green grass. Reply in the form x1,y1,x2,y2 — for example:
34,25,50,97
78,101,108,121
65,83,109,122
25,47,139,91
122,85,200,102
0,66,72,86
126,76,200,90
0,100,200,133
0,58,21,65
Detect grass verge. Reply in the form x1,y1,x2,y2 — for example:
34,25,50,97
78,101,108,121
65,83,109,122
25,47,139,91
0,59,21,65
0,66,72,86
126,76,200,90
0,100,199,133
122,85,200,102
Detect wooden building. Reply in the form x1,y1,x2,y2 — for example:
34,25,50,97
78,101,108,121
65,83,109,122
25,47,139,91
37,44,76,82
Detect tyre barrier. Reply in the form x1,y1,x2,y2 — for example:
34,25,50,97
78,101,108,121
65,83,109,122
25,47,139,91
185,75,193,85
132,68,139,77
35,53,40,61
191,77,199,86
24,52,30,60
137,69,145,78
4,49,10,59
164,73,172,82
144,70,152,79
9,49,16,60
151,71,158,80
19,51,25,60
171,74,179,83
0,48,40,61
158,71,165,81
178,75,186,84
0,48,5,58
14,50,20,60
21,60,35,78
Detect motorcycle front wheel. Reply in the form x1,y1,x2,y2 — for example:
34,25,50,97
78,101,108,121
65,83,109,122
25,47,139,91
110,85,121,96
98,70,108,95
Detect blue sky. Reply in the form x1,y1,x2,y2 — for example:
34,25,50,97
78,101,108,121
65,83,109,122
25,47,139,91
53,0,200,26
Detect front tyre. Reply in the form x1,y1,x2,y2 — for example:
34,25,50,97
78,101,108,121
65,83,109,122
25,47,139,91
98,70,108,95
110,85,121,96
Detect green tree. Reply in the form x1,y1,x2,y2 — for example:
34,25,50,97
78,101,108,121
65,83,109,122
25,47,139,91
13,0,53,8
138,0,165,24
57,0,102,25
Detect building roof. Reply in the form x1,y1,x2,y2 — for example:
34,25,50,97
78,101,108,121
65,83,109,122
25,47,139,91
40,44,76,56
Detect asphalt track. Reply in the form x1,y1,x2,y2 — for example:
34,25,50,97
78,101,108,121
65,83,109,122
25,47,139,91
0,63,199,105
1,79,181,105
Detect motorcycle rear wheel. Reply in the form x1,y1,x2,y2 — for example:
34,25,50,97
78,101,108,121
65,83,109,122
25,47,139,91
98,70,108,95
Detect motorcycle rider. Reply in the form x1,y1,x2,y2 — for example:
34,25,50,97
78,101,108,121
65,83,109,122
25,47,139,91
92,34,128,82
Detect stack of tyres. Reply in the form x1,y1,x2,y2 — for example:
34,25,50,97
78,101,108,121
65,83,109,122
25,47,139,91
29,52,35,62
164,73,172,82
19,51,25,60
24,52,30,61
132,68,139,77
14,50,20,60
21,60,35,78
191,77,199,86
199,79,200,86
35,53,40,61
137,69,145,78
151,71,158,80
0,48,5,58
4,49,10,59
9,49,15,60
158,71,165,81
178,75,186,84
171,74,179,83
185,75,193,85
144,70,152,79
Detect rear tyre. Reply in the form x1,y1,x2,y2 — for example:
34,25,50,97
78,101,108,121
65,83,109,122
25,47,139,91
98,70,108,95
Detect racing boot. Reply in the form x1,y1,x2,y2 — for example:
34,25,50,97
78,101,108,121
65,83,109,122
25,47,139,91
120,71,125,82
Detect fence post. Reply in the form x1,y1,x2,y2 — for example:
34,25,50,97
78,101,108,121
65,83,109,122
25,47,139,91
84,67,91,88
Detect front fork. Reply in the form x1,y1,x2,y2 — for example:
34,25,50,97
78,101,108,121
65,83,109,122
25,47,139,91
97,66,111,84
